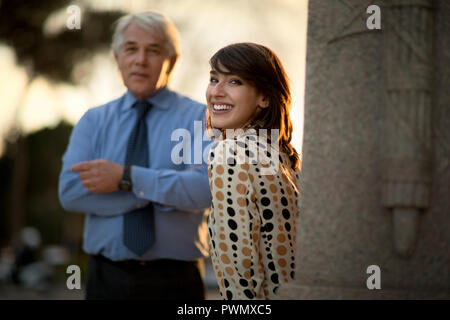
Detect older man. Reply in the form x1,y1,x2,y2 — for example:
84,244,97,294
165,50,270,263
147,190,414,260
58,12,211,300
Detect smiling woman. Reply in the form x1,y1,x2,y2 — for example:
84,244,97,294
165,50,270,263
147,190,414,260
206,43,300,300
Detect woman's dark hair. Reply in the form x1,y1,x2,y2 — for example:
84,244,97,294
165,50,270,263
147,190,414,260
207,42,300,171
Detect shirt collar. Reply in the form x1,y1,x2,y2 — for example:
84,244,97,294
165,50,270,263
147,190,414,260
123,86,172,111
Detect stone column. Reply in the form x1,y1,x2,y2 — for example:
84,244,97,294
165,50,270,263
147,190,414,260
280,0,450,299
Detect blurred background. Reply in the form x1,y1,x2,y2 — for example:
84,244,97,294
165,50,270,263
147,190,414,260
0,0,308,299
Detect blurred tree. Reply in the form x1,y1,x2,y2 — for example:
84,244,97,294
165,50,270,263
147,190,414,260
0,0,124,247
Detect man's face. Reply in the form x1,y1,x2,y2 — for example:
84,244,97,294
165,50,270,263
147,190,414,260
115,23,175,100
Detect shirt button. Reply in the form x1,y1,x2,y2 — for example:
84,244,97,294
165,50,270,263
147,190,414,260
136,204,141,209
139,191,144,196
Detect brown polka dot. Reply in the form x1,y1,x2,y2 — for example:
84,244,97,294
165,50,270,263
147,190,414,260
282,270,287,276
242,247,251,256
266,175,274,181
243,239,249,245
238,172,248,181
225,267,234,276
277,245,287,255
278,258,287,267
244,271,251,279
219,234,226,240
219,242,228,251
286,187,293,195
270,184,278,193
277,234,286,242
216,191,224,201
215,177,223,188
249,174,254,183
220,254,230,264
236,184,247,194
208,168,212,178
237,197,246,207
218,203,223,210
242,259,251,268
241,164,249,170
273,196,278,202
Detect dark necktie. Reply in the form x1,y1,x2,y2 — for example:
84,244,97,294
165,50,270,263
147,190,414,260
123,100,155,256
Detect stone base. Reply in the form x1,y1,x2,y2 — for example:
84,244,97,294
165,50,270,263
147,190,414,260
278,283,450,300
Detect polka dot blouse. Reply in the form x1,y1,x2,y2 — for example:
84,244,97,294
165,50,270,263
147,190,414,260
207,132,299,300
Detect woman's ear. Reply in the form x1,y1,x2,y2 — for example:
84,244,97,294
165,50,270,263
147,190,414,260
258,96,270,109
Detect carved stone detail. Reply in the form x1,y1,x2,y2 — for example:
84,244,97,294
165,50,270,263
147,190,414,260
382,0,434,258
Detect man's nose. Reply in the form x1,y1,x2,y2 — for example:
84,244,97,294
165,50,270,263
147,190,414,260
135,49,147,65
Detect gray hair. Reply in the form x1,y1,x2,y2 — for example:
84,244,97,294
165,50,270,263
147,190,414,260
111,12,180,58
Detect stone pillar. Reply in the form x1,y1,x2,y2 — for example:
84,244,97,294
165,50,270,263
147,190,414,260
280,0,450,299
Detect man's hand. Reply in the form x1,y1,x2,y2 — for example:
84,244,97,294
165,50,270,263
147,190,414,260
71,159,124,193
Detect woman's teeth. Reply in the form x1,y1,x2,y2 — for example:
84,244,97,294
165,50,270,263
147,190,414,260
213,104,233,110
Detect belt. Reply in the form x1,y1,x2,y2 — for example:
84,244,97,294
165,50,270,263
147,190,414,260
94,254,199,269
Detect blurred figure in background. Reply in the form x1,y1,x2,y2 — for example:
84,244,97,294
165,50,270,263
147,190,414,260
58,12,212,300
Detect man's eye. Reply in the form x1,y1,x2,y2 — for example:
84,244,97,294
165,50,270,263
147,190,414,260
230,79,242,85
210,77,218,83
125,47,136,52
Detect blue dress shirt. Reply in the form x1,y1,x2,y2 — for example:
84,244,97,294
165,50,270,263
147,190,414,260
58,87,212,261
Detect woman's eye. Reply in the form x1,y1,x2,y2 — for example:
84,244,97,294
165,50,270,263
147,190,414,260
210,77,218,83
230,79,242,85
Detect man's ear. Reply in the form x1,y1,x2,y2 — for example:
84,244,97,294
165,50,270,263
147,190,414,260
167,55,178,74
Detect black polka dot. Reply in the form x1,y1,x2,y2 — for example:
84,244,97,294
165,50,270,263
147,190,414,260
282,209,291,219
227,158,236,166
262,209,273,220
226,290,233,300
261,197,271,206
228,219,237,230
224,279,230,288
271,273,279,284
285,222,291,231
229,233,238,242
264,223,274,232
245,150,254,158
232,245,238,251
227,198,233,205
268,262,276,271
261,189,267,195
239,279,249,287
237,141,247,148
228,169,234,175
227,207,235,216
244,289,254,299
281,197,288,206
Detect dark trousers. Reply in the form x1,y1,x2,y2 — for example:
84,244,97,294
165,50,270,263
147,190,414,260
85,255,205,300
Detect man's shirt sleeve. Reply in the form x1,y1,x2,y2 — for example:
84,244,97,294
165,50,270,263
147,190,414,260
58,109,148,216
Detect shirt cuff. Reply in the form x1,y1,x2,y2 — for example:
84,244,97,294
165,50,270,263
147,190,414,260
131,165,157,201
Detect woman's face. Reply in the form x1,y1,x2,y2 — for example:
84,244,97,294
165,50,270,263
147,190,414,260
206,65,266,130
